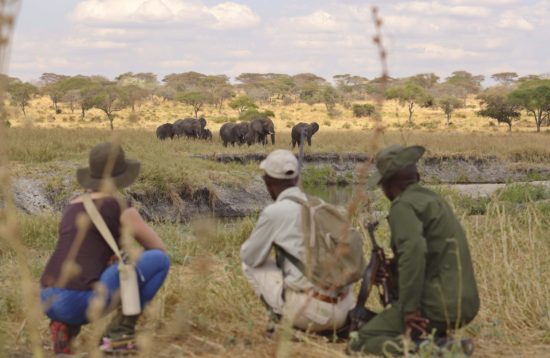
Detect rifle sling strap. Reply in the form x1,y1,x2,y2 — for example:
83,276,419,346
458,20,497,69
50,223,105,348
274,244,306,276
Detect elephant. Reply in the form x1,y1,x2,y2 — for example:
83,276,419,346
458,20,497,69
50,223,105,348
246,117,275,146
156,123,175,140
173,117,207,139
291,122,319,148
200,128,213,141
220,122,249,146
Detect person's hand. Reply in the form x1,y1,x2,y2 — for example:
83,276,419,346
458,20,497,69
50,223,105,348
107,254,119,266
404,311,429,337
374,262,389,285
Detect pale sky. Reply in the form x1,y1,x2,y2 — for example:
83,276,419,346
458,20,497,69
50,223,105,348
8,0,550,83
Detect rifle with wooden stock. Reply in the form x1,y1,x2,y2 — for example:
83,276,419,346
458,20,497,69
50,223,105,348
349,220,398,331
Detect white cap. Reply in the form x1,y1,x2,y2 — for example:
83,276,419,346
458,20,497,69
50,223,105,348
260,150,299,179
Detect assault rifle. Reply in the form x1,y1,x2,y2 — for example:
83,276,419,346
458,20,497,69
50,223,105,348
349,220,398,331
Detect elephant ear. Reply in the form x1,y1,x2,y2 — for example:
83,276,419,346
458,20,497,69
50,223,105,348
311,122,320,133
199,117,207,128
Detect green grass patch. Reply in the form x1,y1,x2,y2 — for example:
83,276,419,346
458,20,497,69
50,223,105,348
496,183,549,203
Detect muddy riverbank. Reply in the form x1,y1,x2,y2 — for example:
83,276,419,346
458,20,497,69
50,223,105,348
8,153,550,221
195,152,550,184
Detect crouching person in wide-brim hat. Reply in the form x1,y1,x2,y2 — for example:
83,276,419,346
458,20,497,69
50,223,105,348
347,144,480,356
240,149,356,336
40,142,170,355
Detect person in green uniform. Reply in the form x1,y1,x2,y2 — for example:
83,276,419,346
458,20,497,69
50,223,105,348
348,144,480,356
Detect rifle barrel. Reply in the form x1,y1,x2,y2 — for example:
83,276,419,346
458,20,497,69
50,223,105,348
366,221,380,249
298,129,306,173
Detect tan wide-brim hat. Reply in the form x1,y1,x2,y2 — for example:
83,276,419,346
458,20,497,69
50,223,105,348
367,144,425,189
76,142,141,191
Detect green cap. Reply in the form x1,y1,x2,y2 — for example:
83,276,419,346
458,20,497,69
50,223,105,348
367,144,425,189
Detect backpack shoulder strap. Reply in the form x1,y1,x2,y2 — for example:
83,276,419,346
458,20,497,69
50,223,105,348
82,194,123,262
282,195,308,206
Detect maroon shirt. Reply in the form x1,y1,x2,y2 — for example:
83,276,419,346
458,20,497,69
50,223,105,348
40,196,127,291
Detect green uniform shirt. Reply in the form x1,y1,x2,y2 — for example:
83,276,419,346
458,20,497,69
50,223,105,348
388,183,480,324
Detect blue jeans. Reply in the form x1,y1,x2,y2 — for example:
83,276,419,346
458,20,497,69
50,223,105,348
41,249,170,326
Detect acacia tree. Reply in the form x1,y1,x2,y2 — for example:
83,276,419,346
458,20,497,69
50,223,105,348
478,88,520,131
79,84,99,120
62,89,81,113
154,85,176,102
444,71,484,104
163,71,207,92
116,72,158,87
509,79,550,132
91,82,127,130
120,84,149,112
334,74,369,94
438,96,463,125
176,91,212,118
235,73,296,103
491,72,518,86
229,95,257,114
54,76,96,119
320,85,341,114
386,81,431,122
409,73,440,90
8,81,37,117
203,75,234,111
40,72,68,113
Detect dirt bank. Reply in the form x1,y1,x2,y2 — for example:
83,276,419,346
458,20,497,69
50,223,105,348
8,153,550,220
8,175,271,222
197,152,550,184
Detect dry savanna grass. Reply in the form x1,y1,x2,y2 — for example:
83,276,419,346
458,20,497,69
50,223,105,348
1,186,550,357
6,94,549,134
2,96,550,357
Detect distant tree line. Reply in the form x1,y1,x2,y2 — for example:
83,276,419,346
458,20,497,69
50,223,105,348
3,70,550,132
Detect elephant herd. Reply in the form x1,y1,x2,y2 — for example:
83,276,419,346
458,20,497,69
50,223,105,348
156,117,320,148
220,117,276,146
156,117,212,141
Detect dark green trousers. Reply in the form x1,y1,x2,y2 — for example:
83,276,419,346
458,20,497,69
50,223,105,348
347,305,448,356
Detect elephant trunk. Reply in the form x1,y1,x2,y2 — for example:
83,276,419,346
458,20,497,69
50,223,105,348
271,133,275,145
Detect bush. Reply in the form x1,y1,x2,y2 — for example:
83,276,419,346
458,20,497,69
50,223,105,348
211,117,227,124
353,103,376,118
328,109,342,118
239,109,275,121
342,122,351,129
128,112,140,123
282,97,294,106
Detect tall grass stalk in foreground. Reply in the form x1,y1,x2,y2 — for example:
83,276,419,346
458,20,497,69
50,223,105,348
347,6,389,221
0,1,45,357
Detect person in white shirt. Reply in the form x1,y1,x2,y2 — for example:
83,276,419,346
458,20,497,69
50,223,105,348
240,149,354,335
